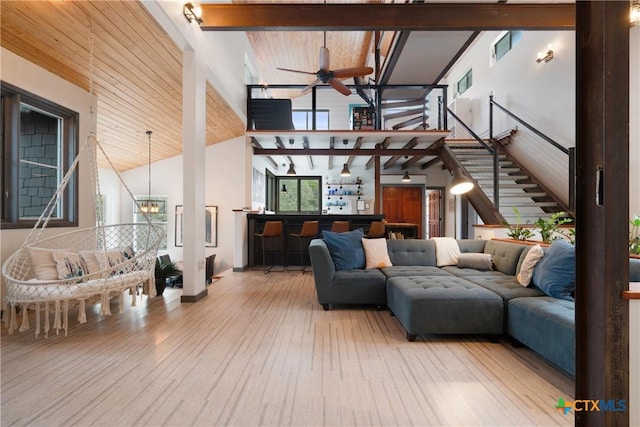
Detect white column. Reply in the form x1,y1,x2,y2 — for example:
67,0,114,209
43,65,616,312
233,210,248,271
182,48,207,301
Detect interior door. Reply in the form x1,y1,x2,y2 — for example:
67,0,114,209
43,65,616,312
428,190,442,238
382,186,424,238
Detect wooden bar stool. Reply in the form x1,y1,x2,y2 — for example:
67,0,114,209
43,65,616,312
254,221,285,273
331,221,350,233
365,221,387,238
289,220,319,273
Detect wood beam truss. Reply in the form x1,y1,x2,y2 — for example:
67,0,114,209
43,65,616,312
200,3,575,31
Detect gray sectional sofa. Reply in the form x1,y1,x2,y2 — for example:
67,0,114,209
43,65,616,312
308,237,640,377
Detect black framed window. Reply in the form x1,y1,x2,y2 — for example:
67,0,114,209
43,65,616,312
1,82,79,229
271,176,321,213
493,31,523,62
456,69,473,95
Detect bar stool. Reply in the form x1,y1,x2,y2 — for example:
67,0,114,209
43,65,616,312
289,220,319,273
365,221,387,238
254,221,285,273
331,221,350,233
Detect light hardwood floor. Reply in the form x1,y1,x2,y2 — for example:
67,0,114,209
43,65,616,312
1,270,574,426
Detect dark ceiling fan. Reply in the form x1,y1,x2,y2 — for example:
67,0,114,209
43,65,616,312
277,32,374,96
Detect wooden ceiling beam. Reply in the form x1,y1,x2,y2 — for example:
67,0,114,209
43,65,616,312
366,137,390,169
251,137,279,170
383,138,418,169
303,136,313,169
253,147,437,156
346,137,364,166
199,3,575,31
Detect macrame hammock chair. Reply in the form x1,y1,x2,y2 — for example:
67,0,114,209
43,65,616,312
2,131,164,338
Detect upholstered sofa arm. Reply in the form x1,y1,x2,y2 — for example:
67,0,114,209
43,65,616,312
309,239,336,295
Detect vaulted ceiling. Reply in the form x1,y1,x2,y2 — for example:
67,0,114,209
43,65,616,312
1,1,573,172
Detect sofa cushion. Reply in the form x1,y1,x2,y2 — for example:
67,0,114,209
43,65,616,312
322,228,365,270
457,239,488,253
362,238,392,269
508,297,575,376
457,253,493,270
386,239,437,266
441,266,505,278
516,244,544,286
382,266,453,279
532,240,576,301
431,237,461,267
483,240,527,276
464,274,545,303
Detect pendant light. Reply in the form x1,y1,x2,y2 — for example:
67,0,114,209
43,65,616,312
140,130,161,214
402,171,411,182
286,163,296,175
340,139,351,177
450,168,474,194
281,184,288,193
140,130,153,213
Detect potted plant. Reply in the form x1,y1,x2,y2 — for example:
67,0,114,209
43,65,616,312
504,207,533,241
154,258,182,296
534,211,572,244
630,215,640,256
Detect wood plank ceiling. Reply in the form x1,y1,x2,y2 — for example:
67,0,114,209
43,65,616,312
0,1,245,172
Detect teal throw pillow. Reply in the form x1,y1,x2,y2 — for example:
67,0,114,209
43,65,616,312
322,228,365,270
532,240,576,301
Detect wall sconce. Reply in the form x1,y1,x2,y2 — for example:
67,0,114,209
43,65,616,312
632,0,640,26
401,171,411,182
536,45,554,64
450,168,474,195
183,2,203,24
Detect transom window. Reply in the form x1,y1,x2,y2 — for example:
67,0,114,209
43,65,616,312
1,82,79,228
492,31,523,63
456,69,473,96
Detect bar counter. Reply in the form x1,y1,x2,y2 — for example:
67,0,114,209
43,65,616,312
247,213,385,267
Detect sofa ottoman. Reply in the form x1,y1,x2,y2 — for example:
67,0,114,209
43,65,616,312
386,275,504,341
508,296,575,376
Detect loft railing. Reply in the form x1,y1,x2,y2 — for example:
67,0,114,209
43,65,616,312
246,83,448,132
489,95,575,213
446,106,502,209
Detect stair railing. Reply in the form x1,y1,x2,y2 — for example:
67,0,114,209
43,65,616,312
447,106,502,210
489,95,575,212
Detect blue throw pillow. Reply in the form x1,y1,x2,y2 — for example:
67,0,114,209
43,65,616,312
322,228,365,270
532,240,576,301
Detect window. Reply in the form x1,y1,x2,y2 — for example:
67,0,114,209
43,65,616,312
1,82,79,229
492,31,523,62
292,110,329,130
275,176,321,213
456,69,473,95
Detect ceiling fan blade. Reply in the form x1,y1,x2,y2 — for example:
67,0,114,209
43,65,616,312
319,46,330,72
299,79,321,96
332,67,374,80
328,78,352,96
277,67,317,75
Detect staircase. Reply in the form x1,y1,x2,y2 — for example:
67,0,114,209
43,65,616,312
447,140,567,224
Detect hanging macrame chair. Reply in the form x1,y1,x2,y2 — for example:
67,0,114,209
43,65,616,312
2,130,165,338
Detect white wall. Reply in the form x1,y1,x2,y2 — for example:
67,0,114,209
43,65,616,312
115,137,251,274
442,31,576,204
0,49,96,299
